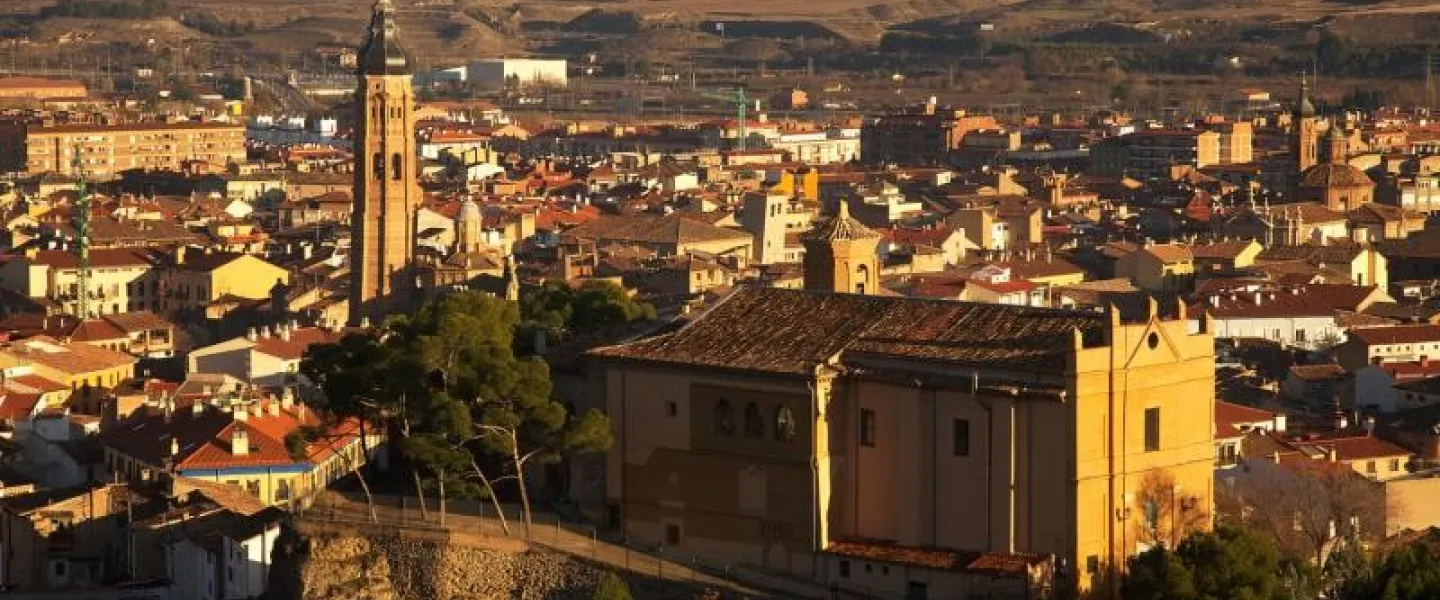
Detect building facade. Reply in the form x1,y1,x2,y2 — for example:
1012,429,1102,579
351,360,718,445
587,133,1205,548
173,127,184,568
0,121,245,176
590,284,1216,597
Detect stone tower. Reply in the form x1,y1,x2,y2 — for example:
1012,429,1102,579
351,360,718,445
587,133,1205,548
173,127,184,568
1325,122,1349,165
801,201,881,295
742,191,788,265
455,197,483,254
1294,76,1319,175
350,0,421,326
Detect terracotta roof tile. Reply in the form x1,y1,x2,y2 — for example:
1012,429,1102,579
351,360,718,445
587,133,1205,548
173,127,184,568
590,286,1103,375
1350,324,1440,346
826,539,1047,575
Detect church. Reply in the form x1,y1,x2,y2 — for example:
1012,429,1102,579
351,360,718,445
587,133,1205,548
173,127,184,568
588,206,1217,598
347,0,514,325
1291,78,1376,211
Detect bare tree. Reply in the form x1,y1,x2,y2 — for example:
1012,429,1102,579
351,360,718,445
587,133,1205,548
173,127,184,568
1133,469,1209,550
1226,459,1387,565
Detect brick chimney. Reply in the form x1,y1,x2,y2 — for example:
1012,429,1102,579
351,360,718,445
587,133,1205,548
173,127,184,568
231,428,249,455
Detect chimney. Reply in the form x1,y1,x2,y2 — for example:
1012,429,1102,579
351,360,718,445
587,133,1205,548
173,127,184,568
1326,447,1338,462
1364,415,1377,435
191,402,203,418
174,246,186,265
267,401,279,417
1254,291,1263,306
233,407,248,422
231,428,248,455
245,327,258,342
279,324,291,342
1272,413,1287,433
260,326,271,339
1271,451,1281,464
170,436,179,457
280,388,294,410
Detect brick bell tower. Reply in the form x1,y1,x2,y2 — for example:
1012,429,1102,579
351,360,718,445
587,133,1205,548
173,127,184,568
349,0,421,326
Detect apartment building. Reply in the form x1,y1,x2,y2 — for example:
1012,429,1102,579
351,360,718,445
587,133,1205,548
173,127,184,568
0,120,246,176
1091,130,1221,180
860,105,998,166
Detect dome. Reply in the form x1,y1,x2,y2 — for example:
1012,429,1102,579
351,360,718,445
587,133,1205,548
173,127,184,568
457,198,481,222
1299,163,1373,189
359,0,412,76
799,201,880,243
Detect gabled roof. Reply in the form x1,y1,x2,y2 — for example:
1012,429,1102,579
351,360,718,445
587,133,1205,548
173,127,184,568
1349,324,1440,346
589,285,1104,376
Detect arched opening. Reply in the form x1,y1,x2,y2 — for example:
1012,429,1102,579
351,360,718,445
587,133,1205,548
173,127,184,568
391,153,403,181
714,399,735,436
775,405,796,441
855,264,870,294
372,153,383,180
744,402,764,438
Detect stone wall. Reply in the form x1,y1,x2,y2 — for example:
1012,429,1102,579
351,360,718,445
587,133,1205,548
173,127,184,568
269,522,720,600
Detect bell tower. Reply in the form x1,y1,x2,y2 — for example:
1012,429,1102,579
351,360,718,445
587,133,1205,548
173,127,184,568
801,201,881,295
1294,75,1319,175
350,0,421,326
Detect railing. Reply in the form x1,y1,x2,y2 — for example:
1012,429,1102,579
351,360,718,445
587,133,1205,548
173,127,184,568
298,492,915,600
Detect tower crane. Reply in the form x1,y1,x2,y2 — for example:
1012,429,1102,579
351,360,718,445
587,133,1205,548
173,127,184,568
700,87,751,151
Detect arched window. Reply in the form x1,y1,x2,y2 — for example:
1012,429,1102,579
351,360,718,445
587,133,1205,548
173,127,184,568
855,264,870,294
714,400,735,436
744,402,764,438
372,153,383,180
775,405,796,442
391,153,403,180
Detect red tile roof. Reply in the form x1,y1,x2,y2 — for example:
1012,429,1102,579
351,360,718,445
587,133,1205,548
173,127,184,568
1349,325,1440,346
826,539,1047,575
251,327,343,361
1215,400,1278,439
99,400,362,472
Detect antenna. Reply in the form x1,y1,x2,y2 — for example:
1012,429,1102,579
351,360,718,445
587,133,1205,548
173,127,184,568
72,145,91,320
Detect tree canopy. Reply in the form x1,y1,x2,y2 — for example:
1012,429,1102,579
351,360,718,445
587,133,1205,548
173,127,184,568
1123,527,1288,600
300,290,613,531
518,280,656,352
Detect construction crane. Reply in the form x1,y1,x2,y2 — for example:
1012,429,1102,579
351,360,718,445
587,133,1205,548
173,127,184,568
701,87,750,151
71,145,91,319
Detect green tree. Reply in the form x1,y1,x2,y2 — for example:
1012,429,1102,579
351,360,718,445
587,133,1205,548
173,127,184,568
519,280,656,352
1333,542,1440,600
1123,527,1288,600
296,332,402,522
591,572,633,600
389,291,613,537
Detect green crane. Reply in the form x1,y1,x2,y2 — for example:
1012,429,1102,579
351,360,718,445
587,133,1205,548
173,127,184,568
72,146,91,319
701,87,750,151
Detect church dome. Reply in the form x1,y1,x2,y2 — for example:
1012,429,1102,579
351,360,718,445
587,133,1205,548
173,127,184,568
800,201,880,243
1299,163,1373,190
359,0,412,76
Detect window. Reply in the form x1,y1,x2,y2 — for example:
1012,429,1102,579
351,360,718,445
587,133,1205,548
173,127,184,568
953,419,970,456
855,264,870,295
53,561,66,577
775,405,796,441
665,523,681,546
391,153,403,180
1144,407,1160,452
372,152,383,180
1390,458,1402,472
1366,460,1377,474
666,401,677,417
1296,329,1307,343
860,409,876,447
839,560,851,578
744,402,764,438
714,400,735,436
